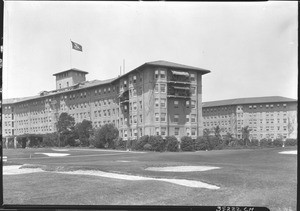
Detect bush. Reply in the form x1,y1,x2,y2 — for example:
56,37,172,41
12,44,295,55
180,136,195,151
273,139,284,147
94,124,119,148
249,139,259,147
126,139,135,150
133,135,149,151
143,143,152,151
208,136,221,150
195,136,209,151
148,135,165,152
165,136,179,152
114,137,126,150
285,138,297,146
260,139,273,147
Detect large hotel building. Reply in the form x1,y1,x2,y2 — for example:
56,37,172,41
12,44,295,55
202,97,297,140
2,61,297,143
2,61,210,141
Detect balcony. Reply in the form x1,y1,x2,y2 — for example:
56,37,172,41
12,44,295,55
118,90,129,104
167,85,191,99
167,70,191,84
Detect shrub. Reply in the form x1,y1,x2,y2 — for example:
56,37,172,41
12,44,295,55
260,139,273,147
195,136,209,151
273,139,284,147
148,135,165,152
285,138,297,146
208,136,221,150
126,139,135,150
165,136,179,152
249,139,259,147
133,135,149,151
94,124,119,148
114,137,126,150
180,136,195,151
143,143,152,151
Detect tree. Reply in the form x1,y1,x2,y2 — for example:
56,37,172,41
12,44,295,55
75,120,93,146
203,128,210,138
241,126,251,146
224,132,234,146
213,125,222,140
56,112,76,146
94,123,119,148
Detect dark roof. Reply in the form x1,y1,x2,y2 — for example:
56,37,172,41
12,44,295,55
203,96,297,107
53,68,89,76
111,60,210,83
3,78,116,105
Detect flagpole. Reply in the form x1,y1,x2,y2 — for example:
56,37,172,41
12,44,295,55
70,39,72,69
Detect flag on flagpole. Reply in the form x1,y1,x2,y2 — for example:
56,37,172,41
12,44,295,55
71,41,83,52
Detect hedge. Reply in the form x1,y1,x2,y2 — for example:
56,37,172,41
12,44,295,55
148,135,165,152
133,135,149,151
273,139,284,147
260,139,273,147
114,137,126,150
195,136,209,151
180,136,195,151
285,138,297,146
165,136,179,152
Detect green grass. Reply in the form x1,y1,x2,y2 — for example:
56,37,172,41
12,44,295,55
3,147,297,210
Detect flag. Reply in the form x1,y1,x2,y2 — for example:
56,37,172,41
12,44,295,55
71,41,83,52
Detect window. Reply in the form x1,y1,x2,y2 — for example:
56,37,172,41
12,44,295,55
191,87,196,95
140,114,143,123
186,128,191,136
133,102,137,111
161,127,166,136
160,70,166,79
155,113,159,122
186,114,190,122
155,98,159,107
174,100,179,108
174,114,179,123
134,129,138,137
191,128,196,136
133,75,137,83
155,84,159,93
191,114,196,123
190,73,195,81
186,100,190,108
160,84,166,93
133,115,137,124
161,113,166,122
191,100,196,109
155,70,159,79
175,128,179,136
140,101,143,109
155,127,160,135
67,82,69,87
161,99,166,108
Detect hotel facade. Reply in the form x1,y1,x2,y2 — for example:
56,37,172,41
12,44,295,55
202,97,298,140
2,61,210,141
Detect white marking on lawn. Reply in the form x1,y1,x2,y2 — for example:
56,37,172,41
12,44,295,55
116,160,131,162
70,148,146,153
3,165,44,175
146,166,220,172
279,150,297,155
51,148,70,152
57,170,220,189
35,153,70,157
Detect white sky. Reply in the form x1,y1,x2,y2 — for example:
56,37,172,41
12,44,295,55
3,1,298,102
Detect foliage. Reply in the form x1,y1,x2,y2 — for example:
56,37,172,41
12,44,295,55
213,126,222,140
260,139,273,147
285,138,297,146
208,136,222,150
143,143,152,151
56,113,76,147
203,128,211,138
94,123,119,148
273,139,284,147
223,132,234,146
74,120,93,146
180,136,195,151
126,139,135,150
164,136,180,152
242,126,251,146
195,136,209,151
249,139,259,147
133,135,149,151
114,137,126,150
42,133,59,147
148,135,165,152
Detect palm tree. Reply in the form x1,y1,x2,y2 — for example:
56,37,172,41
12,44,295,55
242,126,251,146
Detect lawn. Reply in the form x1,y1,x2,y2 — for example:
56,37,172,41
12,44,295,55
2,147,297,210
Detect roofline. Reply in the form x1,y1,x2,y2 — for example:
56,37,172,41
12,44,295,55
203,97,298,108
111,62,211,84
53,69,89,76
